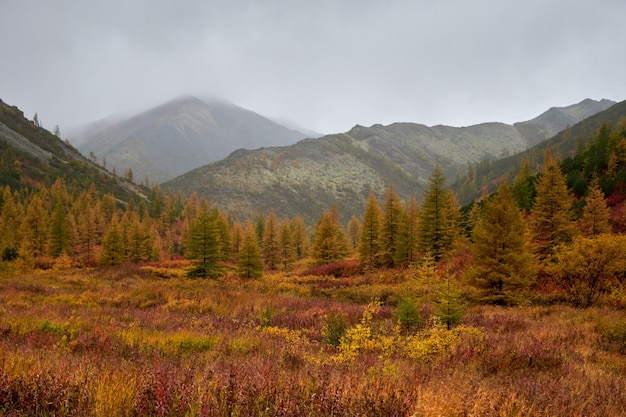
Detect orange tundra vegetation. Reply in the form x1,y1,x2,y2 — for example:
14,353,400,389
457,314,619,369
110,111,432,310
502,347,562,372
1,122,626,415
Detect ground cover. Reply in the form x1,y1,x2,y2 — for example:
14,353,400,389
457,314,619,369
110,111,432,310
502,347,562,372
0,264,625,416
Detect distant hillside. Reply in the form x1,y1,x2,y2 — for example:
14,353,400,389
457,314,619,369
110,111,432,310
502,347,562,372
0,99,145,202
72,96,310,184
164,99,613,223
453,99,626,204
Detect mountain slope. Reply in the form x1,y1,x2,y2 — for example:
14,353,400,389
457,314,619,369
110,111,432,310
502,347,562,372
73,96,310,184
164,99,613,223
453,99,626,204
0,99,145,201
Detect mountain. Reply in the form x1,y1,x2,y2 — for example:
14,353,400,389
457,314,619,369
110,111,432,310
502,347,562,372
0,99,145,202
164,99,614,223
513,98,616,147
72,96,311,184
453,99,626,204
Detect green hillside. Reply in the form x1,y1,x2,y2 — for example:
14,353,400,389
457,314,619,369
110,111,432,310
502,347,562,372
0,99,145,202
454,99,626,204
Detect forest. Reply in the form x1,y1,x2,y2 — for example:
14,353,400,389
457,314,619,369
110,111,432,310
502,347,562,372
1,120,626,415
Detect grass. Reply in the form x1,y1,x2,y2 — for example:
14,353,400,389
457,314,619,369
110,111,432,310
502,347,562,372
0,266,625,416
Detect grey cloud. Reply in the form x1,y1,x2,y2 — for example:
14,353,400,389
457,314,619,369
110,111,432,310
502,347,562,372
1,0,625,134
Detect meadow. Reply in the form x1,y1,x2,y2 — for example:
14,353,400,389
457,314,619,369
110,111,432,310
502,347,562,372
1,262,626,416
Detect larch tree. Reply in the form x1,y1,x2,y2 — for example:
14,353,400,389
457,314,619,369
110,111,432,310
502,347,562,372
0,186,22,260
278,219,296,270
290,216,309,260
19,193,50,262
358,192,382,266
467,182,535,304
530,148,576,261
230,221,245,262
48,178,71,257
419,166,460,261
395,194,420,265
185,199,222,278
100,215,125,266
347,215,361,253
580,179,611,237
379,184,404,268
262,210,281,270
310,206,350,265
121,210,153,263
237,221,263,279
511,158,536,212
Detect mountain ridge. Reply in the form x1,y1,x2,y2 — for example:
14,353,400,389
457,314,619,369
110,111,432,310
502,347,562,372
164,98,615,223
73,96,311,184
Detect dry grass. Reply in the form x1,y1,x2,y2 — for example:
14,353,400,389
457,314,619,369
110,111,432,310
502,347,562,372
0,267,625,416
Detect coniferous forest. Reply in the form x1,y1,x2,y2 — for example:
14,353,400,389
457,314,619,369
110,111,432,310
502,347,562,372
2,109,626,415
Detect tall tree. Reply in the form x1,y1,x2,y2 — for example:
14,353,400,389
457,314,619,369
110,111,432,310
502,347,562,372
121,210,153,263
48,178,71,257
230,221,245,262
100,215,125,266
19,193,49,262
379,184,404,267
511,158,536,212
467,182,535,304
237,221,263,279
185,199,222,278
0,187,22,260
395,194,420,265
580,179,611,237
310,206,350,265
358,192,382,266
419,166,460,261
290,216,309,259
347,215,361,253
262,210,281,270
530,148,576,261
278,219,296,270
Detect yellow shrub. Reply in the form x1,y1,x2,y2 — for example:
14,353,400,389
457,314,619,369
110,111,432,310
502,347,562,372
404,325,485,362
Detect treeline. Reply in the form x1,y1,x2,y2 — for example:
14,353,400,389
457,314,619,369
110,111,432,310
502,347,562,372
2,121,626,307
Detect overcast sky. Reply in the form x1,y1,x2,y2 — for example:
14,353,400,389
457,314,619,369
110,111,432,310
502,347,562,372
1,0,625,135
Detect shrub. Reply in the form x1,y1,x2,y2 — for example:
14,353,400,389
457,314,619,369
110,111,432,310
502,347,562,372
322,313,347,346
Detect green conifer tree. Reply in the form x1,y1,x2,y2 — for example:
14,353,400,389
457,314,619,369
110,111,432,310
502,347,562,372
530,148,576,261
358,192,382,266
311,207,350,265
100,215,125,266
419,166,459,261
379,184,403,267
185,199,222,278
238,221,263,279
262,210,281,270
467,182,535,304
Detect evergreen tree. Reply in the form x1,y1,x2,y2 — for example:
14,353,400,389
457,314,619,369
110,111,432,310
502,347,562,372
419,166,460,261
581,179,611,237
278,219,296,269
379,184,403,267
395,194,419,265
0,187,22,260
121,210,152,263
19,193,49,262
48,197,71,257
530,148,576,261
511,158,536,212
467,182,535,304
75,205,99,266
290,216,309,259
347,215,361,253
100,215,125,266
237,221,263,279
310,207,350,265
262,210,281,270
185,199,222,278
230,221,245,262
358,192,382,266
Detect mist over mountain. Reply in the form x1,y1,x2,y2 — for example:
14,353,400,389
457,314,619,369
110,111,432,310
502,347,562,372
164,98,614,223
72,96,311,184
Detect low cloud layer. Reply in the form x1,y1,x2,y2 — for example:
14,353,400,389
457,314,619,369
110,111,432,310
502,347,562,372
2,0,625,135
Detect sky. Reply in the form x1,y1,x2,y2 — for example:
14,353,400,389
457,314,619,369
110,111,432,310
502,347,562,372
1,0,626,136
